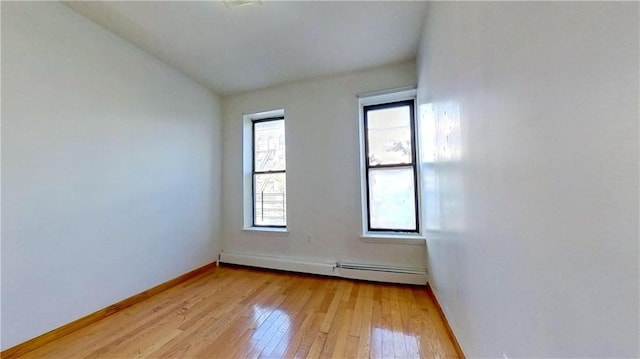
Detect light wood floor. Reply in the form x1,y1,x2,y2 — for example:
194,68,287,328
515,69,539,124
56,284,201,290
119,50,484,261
16,265,461,359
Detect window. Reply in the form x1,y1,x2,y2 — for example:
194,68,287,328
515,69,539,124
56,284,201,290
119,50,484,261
252,117,286,227
361,95,419,233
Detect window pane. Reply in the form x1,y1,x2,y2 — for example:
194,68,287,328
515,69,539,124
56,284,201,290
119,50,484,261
254,172,286,226
254,119,285,172
366,106,412,166
368,168,416,230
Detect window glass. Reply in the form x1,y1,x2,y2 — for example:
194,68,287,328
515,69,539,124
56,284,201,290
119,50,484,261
254,120,285,172
363,99,418,233
252,117,286,227
368,168,416,230
366,106,412,166
254,172,286,226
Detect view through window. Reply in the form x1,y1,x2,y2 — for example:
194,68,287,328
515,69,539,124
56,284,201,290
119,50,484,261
253,118,286,227
363,100,419,232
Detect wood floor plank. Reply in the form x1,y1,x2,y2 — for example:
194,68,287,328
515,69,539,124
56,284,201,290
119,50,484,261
318,281,348,334
370,286,384,359
151,280,261,358
13,265,462,359
398,286,421,358
131,329,183,359
390,286,409,358
23,270,228,359
304,331,327,359
318,281,353,358
328,308,353,358
281,286,328,358
262,280,316,358
355,284,374,359
291,312,325,359
379,285,395,359
344,334,360,359
409,287,459,358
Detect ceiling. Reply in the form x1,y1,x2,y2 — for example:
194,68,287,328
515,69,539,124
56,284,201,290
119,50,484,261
63,1,428,96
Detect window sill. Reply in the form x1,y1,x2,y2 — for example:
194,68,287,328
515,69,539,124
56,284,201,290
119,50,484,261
360,233,425,245
243,227,289,236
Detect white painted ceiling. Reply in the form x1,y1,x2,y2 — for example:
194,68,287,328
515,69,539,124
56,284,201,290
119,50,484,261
63,1,428,95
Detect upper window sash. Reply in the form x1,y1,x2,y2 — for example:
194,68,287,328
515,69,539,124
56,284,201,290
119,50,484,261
363,100,417,169
252,117,285,173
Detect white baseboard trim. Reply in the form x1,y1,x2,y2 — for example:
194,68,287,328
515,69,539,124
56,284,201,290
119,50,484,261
219,251,428,285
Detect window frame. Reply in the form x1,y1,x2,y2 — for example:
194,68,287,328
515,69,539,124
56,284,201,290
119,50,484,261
251,117,286,228
358,88,422,238
363,100,419,233
242,109,287,232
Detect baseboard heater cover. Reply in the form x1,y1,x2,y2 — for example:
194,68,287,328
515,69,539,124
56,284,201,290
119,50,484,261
336,262,427,285
336,262,426,275
219,251,427,285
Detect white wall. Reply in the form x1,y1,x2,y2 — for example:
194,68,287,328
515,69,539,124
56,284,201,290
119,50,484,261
417,2,639,357
1,2,222,349
221,61,426,270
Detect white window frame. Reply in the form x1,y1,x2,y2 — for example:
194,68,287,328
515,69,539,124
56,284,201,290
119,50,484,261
358,87,424,242
242,109,288,232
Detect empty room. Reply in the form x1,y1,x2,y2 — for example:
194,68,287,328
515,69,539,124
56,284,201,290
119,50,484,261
1,1,638,358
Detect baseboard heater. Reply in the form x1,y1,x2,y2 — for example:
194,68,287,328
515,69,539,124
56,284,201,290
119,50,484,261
336,262,426,275
219,251,427,285
336,262,427,285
